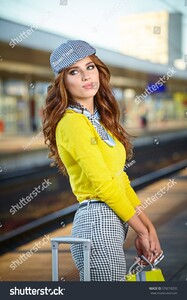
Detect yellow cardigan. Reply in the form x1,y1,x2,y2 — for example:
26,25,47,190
56,109,141,222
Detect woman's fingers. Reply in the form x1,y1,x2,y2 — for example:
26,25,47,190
135,235,152,262
150,239,156,252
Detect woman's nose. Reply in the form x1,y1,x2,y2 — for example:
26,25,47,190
82,72,91,81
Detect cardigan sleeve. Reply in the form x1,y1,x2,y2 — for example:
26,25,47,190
123,172,141,208
56,113,136,222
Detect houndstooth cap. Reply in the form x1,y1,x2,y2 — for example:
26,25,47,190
50,40,96,76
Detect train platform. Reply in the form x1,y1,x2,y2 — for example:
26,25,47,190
0,168,186,282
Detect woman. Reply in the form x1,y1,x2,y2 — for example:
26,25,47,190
43,40,162,281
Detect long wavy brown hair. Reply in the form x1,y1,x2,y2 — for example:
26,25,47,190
43,54,133,175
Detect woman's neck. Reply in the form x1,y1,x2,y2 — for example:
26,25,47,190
74,98,94,114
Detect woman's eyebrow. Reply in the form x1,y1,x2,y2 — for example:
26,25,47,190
67,61,93,71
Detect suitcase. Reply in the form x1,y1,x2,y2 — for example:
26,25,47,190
51,236,91,281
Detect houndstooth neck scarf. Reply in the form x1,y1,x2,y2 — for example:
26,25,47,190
67,101,116,147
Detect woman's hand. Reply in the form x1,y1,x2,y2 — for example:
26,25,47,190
134,230,163,265
127,212,162,263
127,214,151,260
135,232,152,261
135,207,163,263
148,229,162,263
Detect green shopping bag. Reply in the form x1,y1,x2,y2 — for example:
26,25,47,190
125,253,165,282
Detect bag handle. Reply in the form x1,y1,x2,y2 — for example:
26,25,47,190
128,257,146,274
128,251,164,274
140,251,164,268
140,255,154,269
128,256,153,274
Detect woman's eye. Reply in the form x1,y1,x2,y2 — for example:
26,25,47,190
68,64,95,75
87,64,95,70
69,70,78,75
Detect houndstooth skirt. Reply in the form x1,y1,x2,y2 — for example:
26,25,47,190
70,202,129,281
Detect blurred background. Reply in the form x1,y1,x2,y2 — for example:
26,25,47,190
0,0,187,136
0,0,187,282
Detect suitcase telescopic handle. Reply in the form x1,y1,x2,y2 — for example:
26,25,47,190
51,236,91,281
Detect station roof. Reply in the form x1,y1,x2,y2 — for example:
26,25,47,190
0,18,187,81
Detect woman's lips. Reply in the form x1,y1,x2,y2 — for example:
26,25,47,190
82,82,98,89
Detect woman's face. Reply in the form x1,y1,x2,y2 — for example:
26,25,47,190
64,56,99,103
